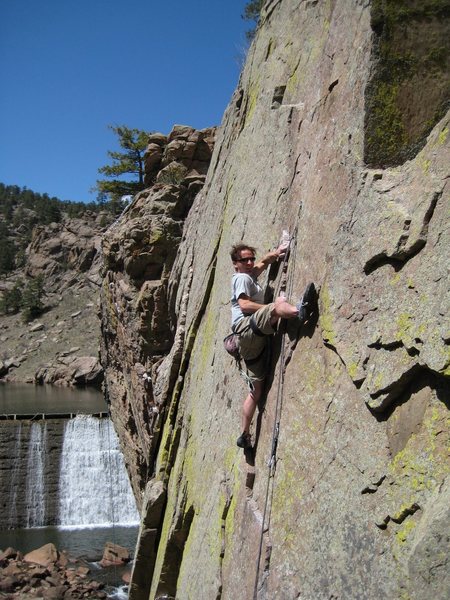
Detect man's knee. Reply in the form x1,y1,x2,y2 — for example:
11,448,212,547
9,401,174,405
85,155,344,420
250,380,263,401
251,303,277,335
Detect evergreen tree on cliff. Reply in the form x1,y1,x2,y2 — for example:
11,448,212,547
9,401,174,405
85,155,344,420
95,125,151,208
242,0,264,41
0,222,16,275
0,281,23,315
21,275,45,322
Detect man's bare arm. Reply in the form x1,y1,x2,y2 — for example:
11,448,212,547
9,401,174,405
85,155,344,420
238,296,266,314
252,246,287,277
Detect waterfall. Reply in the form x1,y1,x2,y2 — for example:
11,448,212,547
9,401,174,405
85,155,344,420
0,415,138,529
58,415,139,527
8,422,23,527
25,422,47,527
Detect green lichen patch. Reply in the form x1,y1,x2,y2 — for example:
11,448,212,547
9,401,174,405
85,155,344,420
365,0,450,167
271,453,305,553
244,78,261,127
387,398,450,563
371,0,450,28
438,125,449,145
265,37,275,60
366,81,408,164
395,312,429,350
286,67,299,97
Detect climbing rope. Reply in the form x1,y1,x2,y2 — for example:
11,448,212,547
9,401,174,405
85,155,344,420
252,219,301,600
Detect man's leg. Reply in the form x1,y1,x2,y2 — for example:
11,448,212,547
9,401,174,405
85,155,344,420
237,380,263,448
241,379,263,433
270,282,316,325
270,296,298,324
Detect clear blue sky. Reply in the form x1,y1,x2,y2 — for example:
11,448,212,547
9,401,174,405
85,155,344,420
0,1,251,203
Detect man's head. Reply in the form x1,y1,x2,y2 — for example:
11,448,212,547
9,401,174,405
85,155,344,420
230,243,257,273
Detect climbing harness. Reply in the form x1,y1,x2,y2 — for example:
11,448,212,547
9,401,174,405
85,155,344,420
224,320,267,393
223,332,240,361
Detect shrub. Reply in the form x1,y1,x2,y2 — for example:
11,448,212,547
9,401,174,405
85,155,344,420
158,164,188,185
0,281,23,315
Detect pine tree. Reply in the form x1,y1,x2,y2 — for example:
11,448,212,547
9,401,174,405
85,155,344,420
0,222,16,275
0,281,23,314
242,0,264,41
21,275,45,322
95,125,152,205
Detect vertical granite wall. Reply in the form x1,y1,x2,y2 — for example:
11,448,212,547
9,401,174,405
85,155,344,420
101,1,449,598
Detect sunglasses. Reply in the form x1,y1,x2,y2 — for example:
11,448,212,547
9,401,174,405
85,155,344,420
236,256,256,263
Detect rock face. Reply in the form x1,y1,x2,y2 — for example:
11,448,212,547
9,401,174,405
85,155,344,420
144,125,216,186
0,211,111,385
34,355,103,386
25,212,108,289
100,125,216,501
99,542,130,567
101,2,449,599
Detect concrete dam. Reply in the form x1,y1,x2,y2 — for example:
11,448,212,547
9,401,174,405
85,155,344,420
0,414,138,529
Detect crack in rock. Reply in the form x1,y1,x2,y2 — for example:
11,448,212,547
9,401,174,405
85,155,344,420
375,502,421,530
361,474,386,494
364,190,441,275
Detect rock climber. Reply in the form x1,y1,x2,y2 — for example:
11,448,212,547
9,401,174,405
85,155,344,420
230,242,315,449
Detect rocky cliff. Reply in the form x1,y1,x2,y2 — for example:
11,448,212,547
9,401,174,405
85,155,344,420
100,125,216,500
101,1,449,599
0,212,111,385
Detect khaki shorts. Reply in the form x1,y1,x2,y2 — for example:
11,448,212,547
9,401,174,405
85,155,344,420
233,303,276,381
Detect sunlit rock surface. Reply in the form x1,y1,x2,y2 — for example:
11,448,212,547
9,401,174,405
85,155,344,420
101,2,449,599
0,211,112,385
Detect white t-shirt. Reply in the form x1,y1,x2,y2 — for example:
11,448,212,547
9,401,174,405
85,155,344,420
231,273,264,326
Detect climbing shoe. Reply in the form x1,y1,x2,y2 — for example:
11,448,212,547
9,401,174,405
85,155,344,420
236,432,252,449
296,282,316,324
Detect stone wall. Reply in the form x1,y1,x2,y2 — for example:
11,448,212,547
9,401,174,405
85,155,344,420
102,1,449,599
0,420,64,528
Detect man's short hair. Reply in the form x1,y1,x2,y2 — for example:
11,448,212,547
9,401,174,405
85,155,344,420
230,243,256,262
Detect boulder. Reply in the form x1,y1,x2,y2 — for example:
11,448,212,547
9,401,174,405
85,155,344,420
122,568,132,584
156,162,188,185
0,360,8,377
42,587,67,599
168,124,195,141
0,576,17,592
161,139,197,167
99,542,130,567
0,547,19,563
35,356,103,386
0,543,109,599
24,543,59,567
2,562,22,576
71,356,103,385
144,143,163,172
147,132,168,146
